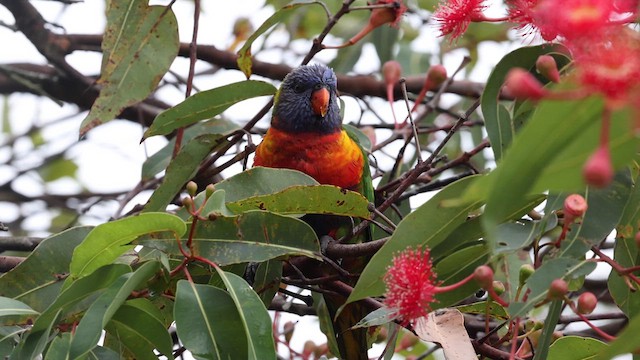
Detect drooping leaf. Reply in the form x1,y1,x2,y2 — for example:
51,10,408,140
213,269,277,360
227,185,371,218
68,213,185,281
68,261,161,358
79,0,179,136
0,226,92,312
106,298,173,358
13,264,131,360
480,97,637,246
347,175,483,304
609,169,640,318
174,280,248,359
0,298,39,318
143,81,275,138
143,134,225,212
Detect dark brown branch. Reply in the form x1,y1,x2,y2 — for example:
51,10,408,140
0,255,24,272
0,236,43,252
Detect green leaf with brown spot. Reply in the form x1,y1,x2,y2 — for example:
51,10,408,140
136,211,320,266
79,0,179,137
227,185,371,218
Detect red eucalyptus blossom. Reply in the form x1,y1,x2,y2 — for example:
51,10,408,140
433,0,487,40
384,247,439,324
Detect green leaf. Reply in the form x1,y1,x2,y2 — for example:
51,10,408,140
433,243,490,307
39,158,78,182
79,0,178,137
561,171,632,258
253,260,282,307
481,44,570,161
455,302,508,320
592,311,640,360
141,118,239,180
44,333,71,360
371,25,399,65
216,167,318,202
68,213,185,281
0,298,38,318
236,1,323,78
347,175,482,304
548,336,608,360
480,96,637,246
106,298,173,357
0,227,92,312
227,185,371,218
14,264,129,360
143,134,225,212
213,270,276,360
143,81,275,138
609,170,640,317
68,261,161,358
174,280,248,359
353,306,396,328
137,211,321,266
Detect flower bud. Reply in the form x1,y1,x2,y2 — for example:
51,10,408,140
504,68,548,100
302,340,316,358
283,321,295,343
583,145,614,188
547,279,568,300
563,194,588,223
577,292,598,314
182,196,193,210
493,280,506,295
369,0,407,28
474,265,495,289
205,184,216,198
426,64,448,88
635,231,640,249
186,181,198,197
519,264,535,286
536,55,560,83
399,332,419,350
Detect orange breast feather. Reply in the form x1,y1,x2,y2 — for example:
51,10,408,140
254,128,364,190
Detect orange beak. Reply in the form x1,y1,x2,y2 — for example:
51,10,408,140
311,87,330,117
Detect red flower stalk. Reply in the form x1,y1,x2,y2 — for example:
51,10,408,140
536,55,560,83
433,0,487,40
326,0,407,49
583,108,614,188
384,246,478,325
382,60,403,128
504,68,548,100
411,64,448,114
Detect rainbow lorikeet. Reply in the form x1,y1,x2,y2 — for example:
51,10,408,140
254,64,373,359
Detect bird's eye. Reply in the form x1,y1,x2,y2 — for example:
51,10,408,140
293,83,306,93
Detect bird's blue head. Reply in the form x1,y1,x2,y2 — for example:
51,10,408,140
272,64,341,134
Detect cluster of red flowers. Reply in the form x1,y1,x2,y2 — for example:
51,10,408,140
435,0,639,188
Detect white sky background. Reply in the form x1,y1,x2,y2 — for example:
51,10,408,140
0,0,627,359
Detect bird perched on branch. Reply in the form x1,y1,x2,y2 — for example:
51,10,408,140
254,64,373,359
